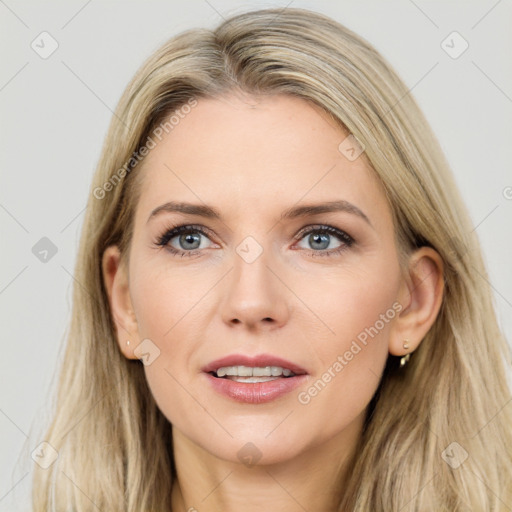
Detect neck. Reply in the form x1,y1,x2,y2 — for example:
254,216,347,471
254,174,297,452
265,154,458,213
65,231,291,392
170,414,364,512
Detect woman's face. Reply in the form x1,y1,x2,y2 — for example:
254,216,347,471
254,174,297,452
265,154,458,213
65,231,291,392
122,93,406,465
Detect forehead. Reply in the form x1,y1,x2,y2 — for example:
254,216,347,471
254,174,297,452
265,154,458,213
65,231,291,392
135,93,389,226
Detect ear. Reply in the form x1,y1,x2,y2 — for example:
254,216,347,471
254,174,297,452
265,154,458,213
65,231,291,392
389,246,444,357
102,245,140,360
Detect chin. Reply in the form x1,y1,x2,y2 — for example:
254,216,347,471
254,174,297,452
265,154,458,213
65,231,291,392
215,439,304,468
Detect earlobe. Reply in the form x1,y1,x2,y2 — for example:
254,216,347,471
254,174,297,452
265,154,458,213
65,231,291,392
389,247,445,357
102,245,140,360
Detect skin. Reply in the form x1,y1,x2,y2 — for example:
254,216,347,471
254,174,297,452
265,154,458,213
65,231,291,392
102,92,444,511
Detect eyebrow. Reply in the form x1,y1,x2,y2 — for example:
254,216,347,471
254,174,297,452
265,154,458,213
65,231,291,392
147,200,373,228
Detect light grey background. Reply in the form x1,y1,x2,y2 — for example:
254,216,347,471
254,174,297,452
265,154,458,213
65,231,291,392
1,0,511,508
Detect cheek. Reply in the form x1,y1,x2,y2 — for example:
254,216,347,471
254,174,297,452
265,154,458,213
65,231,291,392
128,260,211,426
130,260,209,339
293,261,400,430
293,252,401,356
295,319,394,446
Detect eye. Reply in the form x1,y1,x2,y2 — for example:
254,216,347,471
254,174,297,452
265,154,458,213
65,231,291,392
154,224,216,257
294,225,354,257
154,223,355,258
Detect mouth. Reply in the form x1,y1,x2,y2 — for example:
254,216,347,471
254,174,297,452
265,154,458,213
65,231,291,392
201,354,309,404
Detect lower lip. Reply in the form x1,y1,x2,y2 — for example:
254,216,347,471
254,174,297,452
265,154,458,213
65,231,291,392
203,373,309,404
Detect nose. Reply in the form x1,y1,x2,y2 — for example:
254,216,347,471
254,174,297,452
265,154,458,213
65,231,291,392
219,246,290,331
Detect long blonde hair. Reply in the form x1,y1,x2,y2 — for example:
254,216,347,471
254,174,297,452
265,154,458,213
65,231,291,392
30,7,512,510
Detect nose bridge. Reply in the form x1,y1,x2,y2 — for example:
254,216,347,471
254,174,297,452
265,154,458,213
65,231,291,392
219,234,289,329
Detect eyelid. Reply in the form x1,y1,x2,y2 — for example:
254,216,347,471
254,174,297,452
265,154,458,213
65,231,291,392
293,223,354,243
295,223,348,236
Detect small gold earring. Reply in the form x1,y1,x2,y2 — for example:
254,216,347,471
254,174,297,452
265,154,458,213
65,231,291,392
400,353,410,367
126,341,130,346
400,339,411,367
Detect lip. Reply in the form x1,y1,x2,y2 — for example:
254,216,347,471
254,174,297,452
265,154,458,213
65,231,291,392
201,353,309,404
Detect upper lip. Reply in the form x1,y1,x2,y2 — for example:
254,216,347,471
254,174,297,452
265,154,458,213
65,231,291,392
202,354,308,375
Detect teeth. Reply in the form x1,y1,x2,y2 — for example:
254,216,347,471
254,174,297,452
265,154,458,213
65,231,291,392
215,365,296,378
216,367,230,377
238,366,253,377
253,367,270,376
227,376,279,383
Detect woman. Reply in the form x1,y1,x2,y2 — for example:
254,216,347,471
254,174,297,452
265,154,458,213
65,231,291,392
32,7,512,511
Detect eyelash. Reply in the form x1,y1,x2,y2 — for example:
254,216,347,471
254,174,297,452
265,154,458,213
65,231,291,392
154,223,355,258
